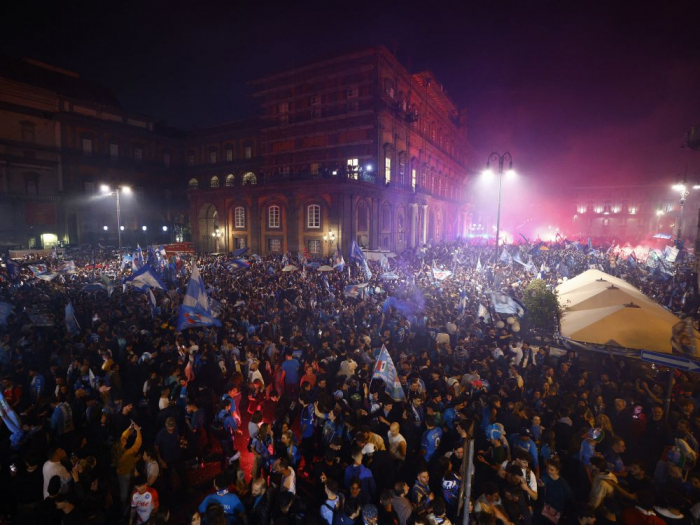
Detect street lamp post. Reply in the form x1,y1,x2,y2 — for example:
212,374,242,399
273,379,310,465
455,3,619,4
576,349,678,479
483,152,514,263
672,174,700,248
100,185,131,249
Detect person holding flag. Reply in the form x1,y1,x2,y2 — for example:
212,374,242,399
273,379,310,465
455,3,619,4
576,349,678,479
372,345,405,402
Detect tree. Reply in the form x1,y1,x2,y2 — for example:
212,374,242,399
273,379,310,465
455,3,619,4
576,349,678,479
522,279,562,336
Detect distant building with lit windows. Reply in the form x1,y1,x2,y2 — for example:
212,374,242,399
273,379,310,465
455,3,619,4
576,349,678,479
187,46,476,255
570,184,700,243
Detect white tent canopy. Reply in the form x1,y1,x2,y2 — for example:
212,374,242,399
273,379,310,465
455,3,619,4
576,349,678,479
557,269,699,354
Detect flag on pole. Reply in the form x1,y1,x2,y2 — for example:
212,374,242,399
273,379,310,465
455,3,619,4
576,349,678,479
127,265,167,291
65,302,81,336
57,260,76,275
225,259,251,271
333,245,345,271
489,292,525,317
431,264,453,281
350,240,367,263
148,288,157,319
177,304,222,331
5,258,21,281
372,345,405,401
183,264,209,312
499,248,512,266
361,259,373,280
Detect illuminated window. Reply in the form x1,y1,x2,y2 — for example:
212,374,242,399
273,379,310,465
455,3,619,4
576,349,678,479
268,238,281,252
268,205,280,228
411,168,417,191
225,174,235,186
310,163,320,174
234,207,245,228
242,172,257,185
307,204,320,229
210,176,220,188
235,237,246,249
385,156,392,184
188,178,198,190
308,239,321,254
347,158,359,179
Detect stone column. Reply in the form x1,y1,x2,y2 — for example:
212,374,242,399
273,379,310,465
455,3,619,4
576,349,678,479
421,204,428,245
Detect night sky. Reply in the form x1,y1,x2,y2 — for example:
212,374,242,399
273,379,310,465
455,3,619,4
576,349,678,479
3,0,700,194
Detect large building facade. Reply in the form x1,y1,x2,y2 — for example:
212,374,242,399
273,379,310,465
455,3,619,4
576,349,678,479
0,48,475,254
188,47,475,255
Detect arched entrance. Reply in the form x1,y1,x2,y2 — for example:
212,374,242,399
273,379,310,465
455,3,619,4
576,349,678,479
198,203,220,252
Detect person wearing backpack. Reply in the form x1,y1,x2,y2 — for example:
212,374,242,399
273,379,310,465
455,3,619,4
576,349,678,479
212,399,239,470
320,479,344,525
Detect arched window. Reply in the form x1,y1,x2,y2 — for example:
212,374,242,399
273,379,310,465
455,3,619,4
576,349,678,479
307,204,320,229
242,172,257,185
210,176,220,188
268,205,280,228
225,174,235,187
188,178,199,190
234,206,245,228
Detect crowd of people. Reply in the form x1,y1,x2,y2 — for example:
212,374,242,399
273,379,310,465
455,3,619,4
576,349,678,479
0,239,699,525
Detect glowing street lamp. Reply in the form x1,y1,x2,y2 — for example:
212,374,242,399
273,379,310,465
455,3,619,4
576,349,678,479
483,152,515,263
672,173,700,246
101,185,132,249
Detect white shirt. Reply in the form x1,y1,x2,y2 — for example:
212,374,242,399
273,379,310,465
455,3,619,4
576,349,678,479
388,432,407,460
281,467,296,494
42,460,71,498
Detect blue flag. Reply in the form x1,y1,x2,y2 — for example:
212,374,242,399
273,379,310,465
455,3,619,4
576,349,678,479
183,264,209,312
57,260,76,275
499,248,512,266
0,302,12,325
225,259,251,271
233,247,249,257
489,291,525,317
333,245,345,271
136,245,144,269
127,265,167,291
372,345,405,401
350,240,367,263
177,304,222,331
148,289,157,319
5,258,21,281
65,302,81,336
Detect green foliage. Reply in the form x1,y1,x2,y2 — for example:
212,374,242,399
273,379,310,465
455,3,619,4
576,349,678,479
522,279,561,332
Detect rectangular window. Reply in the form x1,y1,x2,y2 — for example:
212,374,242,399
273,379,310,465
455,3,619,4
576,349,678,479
310,95,321,105
244,146,252,159
234,207,245,228
347,158,359,179
268,238,281,253
278,102,289,113
110,143,119,159
385,156,392,184
308,239,321,255
226,148,233,162
281,166,290,176
163,152,170,167
268,206,280,228
310,163,320,174
210,151,217,164
347,87,358,98
307,205,320,229
82,138,93,155
188,153,195,166
235,237,246,249
134,147,143,162
21,123,35,143
84,182,95,194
